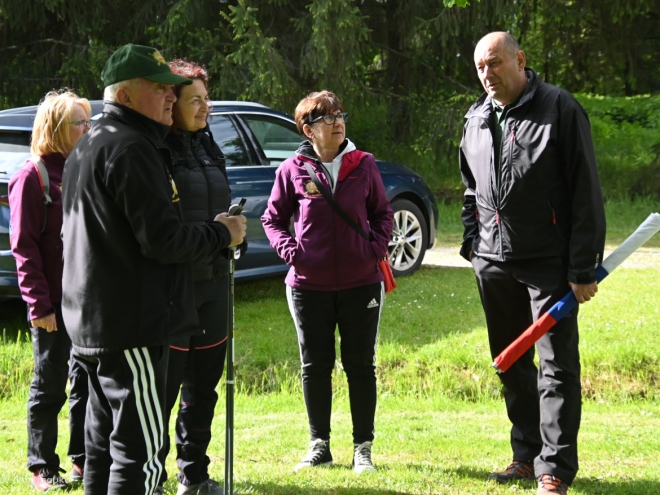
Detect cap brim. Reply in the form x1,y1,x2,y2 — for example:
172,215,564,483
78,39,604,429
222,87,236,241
144,72,193,85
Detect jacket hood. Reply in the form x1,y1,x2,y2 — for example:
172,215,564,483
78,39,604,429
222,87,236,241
464,68,541,120
296,138,366,181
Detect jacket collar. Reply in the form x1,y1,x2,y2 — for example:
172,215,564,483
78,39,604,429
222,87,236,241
39,153,66,173
464,68,541,120
102,102,171,144
167,126,208,150
297,138,367,181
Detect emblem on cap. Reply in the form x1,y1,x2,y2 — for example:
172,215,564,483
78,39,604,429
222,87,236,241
150,50,167,66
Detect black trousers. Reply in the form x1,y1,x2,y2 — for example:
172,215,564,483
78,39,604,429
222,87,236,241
472,256,581,484
160,279,228,486
27,302,88,472
286,282,383,445
76,346,169,495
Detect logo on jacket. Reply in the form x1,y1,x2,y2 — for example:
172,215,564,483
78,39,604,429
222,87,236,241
169,175,180,203
304,180,322,198
367,298,379,309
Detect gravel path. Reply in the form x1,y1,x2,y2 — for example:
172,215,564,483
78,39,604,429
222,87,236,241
423,245,660,270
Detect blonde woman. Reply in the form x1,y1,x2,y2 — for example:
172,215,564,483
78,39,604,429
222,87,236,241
8,90,91,492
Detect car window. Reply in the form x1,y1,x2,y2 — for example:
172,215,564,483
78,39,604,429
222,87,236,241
0,130,30,152
207,115,249,166
240,114,302,165
0,130,31,175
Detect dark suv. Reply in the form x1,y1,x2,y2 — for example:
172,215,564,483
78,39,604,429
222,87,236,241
0,101,438,297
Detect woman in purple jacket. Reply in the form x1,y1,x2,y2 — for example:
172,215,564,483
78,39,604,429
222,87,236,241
9,90,91,492
262,91,393,474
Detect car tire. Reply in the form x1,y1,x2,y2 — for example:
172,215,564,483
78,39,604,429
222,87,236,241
388,198,428,277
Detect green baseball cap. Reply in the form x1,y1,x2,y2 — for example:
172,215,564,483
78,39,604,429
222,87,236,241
102,43,193,86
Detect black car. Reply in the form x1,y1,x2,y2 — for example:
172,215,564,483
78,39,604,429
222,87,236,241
0,101,438,297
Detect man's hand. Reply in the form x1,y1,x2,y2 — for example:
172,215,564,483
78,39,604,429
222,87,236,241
31,313,57,332
569,281,598,304
215,212,247,247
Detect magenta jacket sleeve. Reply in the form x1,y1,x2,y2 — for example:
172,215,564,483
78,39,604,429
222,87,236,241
8,163,54,320
261,159,299,265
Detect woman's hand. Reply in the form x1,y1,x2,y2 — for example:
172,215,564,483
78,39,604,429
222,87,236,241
31,313,57,332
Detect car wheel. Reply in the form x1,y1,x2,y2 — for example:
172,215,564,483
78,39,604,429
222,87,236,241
388,199,428,277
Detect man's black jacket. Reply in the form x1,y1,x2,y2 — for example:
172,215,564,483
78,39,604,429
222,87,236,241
459,69,606,284
62,103,232,356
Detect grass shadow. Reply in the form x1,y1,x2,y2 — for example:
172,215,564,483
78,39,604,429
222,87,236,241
0,298,28,341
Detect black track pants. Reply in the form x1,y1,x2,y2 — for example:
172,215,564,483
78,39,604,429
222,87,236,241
472,256,581,484
76,346,169,495
287,282,383,445
27,302,88,472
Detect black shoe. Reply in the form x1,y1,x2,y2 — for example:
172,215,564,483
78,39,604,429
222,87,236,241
488,461,535,483
294,439,333,472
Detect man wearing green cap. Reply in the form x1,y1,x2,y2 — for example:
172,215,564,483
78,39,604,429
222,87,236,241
62,43,246,495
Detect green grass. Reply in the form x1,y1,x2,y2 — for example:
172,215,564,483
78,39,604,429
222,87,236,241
0,197,658,493
0,394,657,494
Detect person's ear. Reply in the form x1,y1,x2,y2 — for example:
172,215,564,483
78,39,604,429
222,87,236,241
302,123,313,140
516,50,526,70
116,87,132,107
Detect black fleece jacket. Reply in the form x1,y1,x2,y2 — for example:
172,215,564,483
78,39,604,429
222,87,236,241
459,69,606,284
62,103,232,356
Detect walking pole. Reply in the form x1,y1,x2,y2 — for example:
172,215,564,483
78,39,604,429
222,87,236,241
225,198,246,495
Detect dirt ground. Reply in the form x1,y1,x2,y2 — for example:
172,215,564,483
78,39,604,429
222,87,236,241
423,245,660,270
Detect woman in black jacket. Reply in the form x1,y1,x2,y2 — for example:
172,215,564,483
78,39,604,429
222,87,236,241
157,59,234,495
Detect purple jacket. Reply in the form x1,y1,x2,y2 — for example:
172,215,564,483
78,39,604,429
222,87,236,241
8,154,64,320
262,141,393,291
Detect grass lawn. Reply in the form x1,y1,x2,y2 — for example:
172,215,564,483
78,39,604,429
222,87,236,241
0,394,657,494
0,197,658,493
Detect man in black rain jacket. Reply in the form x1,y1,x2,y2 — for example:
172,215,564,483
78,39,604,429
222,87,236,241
460,32,605,495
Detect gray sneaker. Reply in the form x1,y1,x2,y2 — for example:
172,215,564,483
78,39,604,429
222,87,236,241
294,439,333,472
353,441,376,474
176,479,224,495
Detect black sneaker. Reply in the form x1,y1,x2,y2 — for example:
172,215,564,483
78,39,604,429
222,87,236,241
488,460,535,483
294,439,333,472
31,467,70,492
353,441,376,474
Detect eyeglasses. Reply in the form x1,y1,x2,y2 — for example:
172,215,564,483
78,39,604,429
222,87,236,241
309,113,349,125
70,120,92,128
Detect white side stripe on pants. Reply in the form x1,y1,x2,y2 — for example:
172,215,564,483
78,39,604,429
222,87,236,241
124,347,165,495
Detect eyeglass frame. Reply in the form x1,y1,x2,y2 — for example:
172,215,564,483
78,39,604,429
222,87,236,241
69,120,92,128
308,112,349,125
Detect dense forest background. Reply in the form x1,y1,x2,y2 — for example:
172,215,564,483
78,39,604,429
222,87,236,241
1,0,659,197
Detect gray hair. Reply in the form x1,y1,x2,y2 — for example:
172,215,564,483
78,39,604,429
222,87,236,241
103,78,140,102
